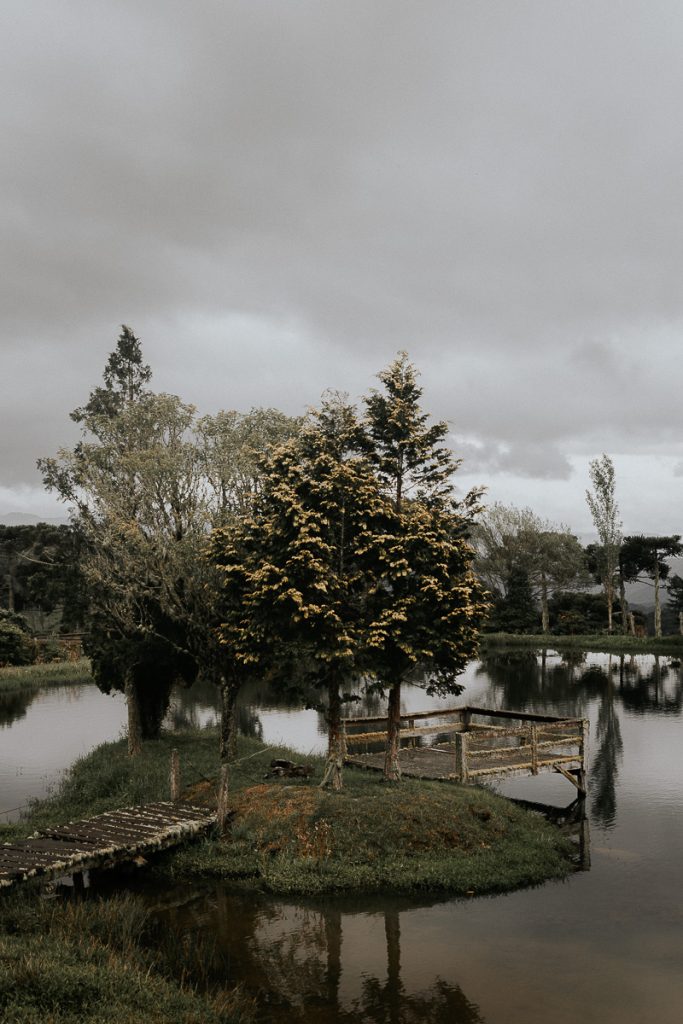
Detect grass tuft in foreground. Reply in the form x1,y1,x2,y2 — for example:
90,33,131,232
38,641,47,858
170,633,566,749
0,888,252,1024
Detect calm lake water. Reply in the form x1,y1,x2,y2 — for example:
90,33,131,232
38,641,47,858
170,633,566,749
2,650,682,1023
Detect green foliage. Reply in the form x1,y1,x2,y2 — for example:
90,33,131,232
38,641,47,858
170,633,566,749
473,503,588,632
547,591,610,634
0,523,87,631
71,324,152,422
213,395,390,688
364,352,457,509
0,610,34,666
484,568,538,633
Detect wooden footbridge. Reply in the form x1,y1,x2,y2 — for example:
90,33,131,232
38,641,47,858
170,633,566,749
343,705,588,793
0,802,215,890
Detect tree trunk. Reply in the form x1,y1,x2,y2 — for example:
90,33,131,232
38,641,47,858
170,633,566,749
618,572,629,634
654,557,662,638
219,679,239,764
679,610,683,636
320,676,344,790
605,577,614,633
540,576,549,633
124,671,143,757
383,681,402,782
385,908,402,1024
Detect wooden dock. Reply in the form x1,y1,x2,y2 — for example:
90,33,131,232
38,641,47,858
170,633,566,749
0,801,215,890
343,705,588,793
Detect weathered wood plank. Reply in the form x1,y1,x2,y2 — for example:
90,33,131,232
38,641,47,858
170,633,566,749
0,802,215,890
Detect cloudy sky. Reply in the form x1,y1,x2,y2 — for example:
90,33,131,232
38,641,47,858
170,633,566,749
2,0,683,535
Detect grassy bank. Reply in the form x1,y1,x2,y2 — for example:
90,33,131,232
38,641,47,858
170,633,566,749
0,657,92,692
6,728,574,897
0,889,251,1023
481,632,683,656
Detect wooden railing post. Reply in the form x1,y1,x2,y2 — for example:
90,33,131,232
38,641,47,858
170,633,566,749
454,732,469,782
530,725,538,775
170,748,181,802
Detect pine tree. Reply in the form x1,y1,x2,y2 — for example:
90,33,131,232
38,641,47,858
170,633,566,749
71,325,151,423
363,354,488,781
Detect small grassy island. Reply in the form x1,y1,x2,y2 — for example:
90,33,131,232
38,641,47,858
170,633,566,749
3,729,574,896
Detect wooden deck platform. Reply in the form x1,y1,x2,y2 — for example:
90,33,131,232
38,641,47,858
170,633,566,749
343,705,588,793
0,801,216,890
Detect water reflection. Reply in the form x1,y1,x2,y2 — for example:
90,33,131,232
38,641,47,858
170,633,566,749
150,887,486,1024
0,688,38,728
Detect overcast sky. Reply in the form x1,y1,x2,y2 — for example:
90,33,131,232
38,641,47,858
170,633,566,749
2,0,683,535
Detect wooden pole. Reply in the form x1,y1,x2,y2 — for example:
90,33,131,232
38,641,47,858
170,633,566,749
530,725,538,775
217,763,230,834
170,748,181,802
454,732,468,782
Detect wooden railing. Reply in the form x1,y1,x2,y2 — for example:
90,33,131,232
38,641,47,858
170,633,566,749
342,705,589,790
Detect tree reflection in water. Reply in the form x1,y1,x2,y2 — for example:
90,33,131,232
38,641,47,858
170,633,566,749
152,889,486,1023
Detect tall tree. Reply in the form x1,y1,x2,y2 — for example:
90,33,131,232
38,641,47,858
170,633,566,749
212,394,391,789
619,535,683,637
585,455,622,633
363,354,488,781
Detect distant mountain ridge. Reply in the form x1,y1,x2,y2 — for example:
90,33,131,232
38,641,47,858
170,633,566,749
0,511,70,527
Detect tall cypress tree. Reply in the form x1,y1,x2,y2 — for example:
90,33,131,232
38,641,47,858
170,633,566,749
363,354,488,781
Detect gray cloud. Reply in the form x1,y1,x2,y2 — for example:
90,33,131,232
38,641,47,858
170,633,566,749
2,0,683,515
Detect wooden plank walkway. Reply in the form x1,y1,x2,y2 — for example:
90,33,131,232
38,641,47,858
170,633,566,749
343,705,588,793
0,801,216,889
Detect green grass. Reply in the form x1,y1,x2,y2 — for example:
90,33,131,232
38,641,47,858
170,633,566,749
481,632,683,655
0,889,252,1023
0,657,93,692
169,770,574,898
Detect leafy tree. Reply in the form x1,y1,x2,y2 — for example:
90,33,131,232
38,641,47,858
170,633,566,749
0,524,87,631
585,455,622,632
43,360,297,758
666,574,683,634
212,394,391,789
619,535,683,637
548,591,611,635
363,354,487,781
473,503,587,633
0,609,35,666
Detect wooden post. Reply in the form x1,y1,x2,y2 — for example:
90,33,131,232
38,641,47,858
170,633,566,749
454,732,469,782
170,748,181,803
530,725,539,774
462,708,472,732
578,719,589,793
217,763,230,835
